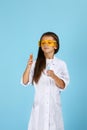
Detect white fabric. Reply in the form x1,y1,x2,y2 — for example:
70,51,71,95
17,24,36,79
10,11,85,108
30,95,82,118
21,57,70,130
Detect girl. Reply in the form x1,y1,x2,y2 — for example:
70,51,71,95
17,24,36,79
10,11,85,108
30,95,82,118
21,32,70,130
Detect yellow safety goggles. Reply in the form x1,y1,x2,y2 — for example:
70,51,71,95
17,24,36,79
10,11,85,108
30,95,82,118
38,40,57,47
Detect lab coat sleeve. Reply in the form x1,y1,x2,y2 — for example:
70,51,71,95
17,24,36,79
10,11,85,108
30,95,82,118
20,61,35,87
56,61,70,89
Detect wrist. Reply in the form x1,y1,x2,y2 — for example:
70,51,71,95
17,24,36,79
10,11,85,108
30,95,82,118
51,72,55,79
26,65,31,71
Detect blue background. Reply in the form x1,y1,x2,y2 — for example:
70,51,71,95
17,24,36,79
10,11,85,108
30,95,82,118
0,0,87,130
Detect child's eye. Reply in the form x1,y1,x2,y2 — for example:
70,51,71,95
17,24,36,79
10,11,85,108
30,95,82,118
41,42,45,45
48,42,52,44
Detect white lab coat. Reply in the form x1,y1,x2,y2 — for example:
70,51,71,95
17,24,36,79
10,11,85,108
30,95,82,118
21,56,70,130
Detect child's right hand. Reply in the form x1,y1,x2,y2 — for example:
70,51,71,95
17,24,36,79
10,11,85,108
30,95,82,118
27,54,33,69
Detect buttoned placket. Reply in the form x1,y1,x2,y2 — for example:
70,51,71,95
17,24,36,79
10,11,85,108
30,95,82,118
44,58,55,130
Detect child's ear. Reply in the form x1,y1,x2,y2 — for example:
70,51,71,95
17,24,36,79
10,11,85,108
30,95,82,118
54,46,57,50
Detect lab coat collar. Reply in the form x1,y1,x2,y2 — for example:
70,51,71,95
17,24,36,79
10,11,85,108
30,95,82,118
46,56,57,65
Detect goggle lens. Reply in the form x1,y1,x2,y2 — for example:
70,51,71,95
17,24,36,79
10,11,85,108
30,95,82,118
38,40,57,47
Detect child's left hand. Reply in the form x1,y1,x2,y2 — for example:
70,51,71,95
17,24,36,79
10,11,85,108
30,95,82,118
47,70,55,78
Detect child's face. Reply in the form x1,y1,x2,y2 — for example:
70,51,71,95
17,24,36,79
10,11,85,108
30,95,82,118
41,36,57,54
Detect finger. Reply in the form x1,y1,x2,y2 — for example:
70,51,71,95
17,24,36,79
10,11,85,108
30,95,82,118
28,60,33,65
46,70,50,75
29,54,33,60
27,60,33,67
